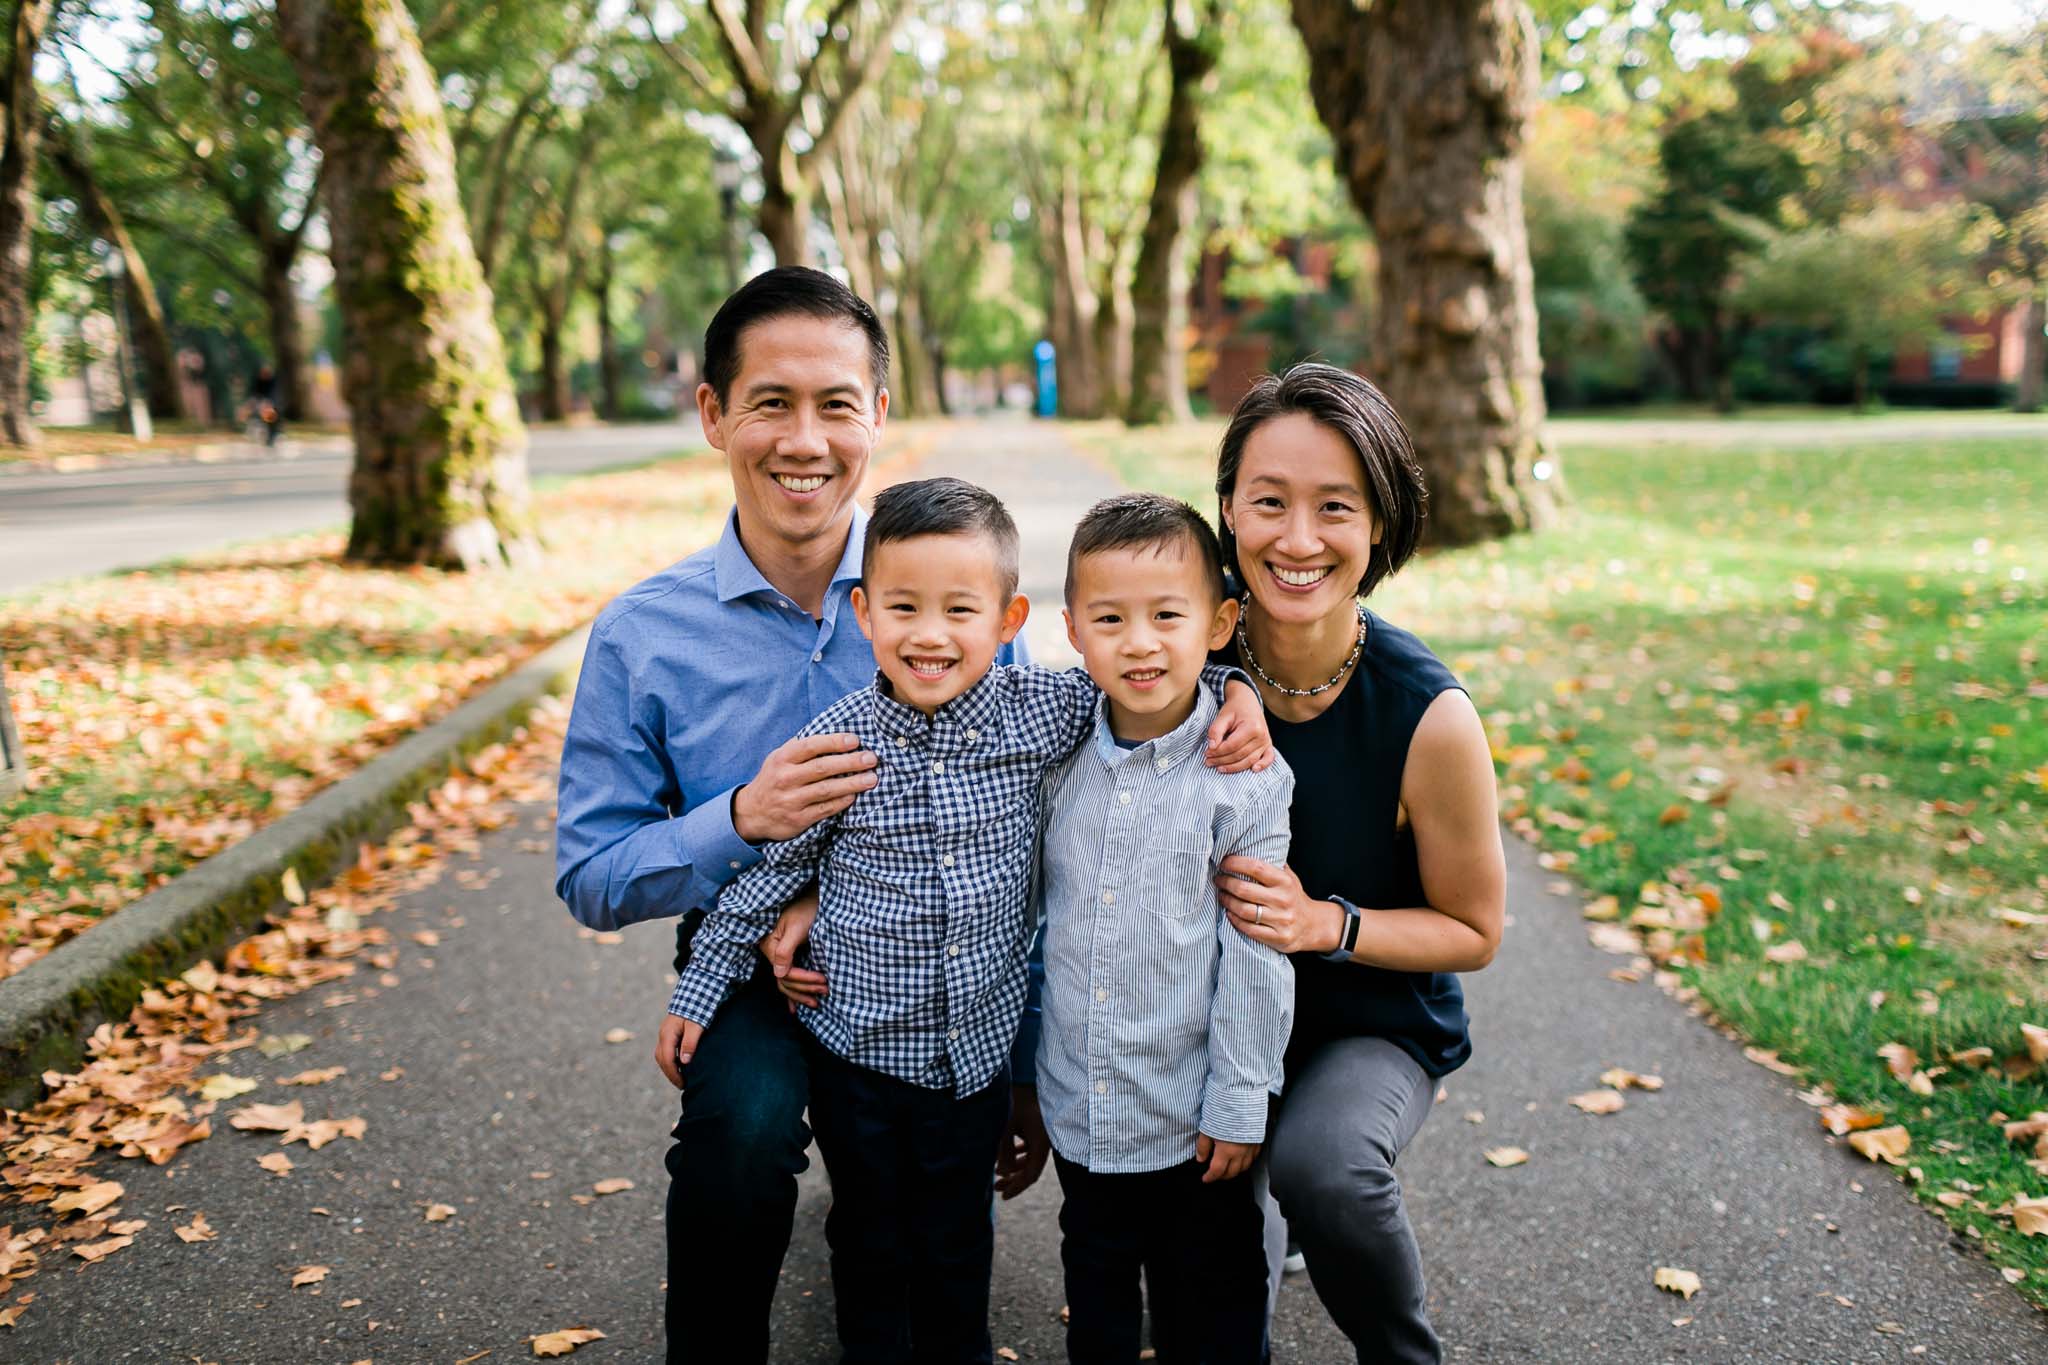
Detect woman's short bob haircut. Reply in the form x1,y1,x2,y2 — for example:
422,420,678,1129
1214,362,1427,602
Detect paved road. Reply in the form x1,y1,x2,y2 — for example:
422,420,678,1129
0,423,706,594
6,421,2043,1362
1549,411,2048,449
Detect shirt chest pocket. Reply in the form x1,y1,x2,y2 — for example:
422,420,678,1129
1135,836,1214,920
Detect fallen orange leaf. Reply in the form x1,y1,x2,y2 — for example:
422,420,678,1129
291,1264,329,1287
1847,1126,1911,1164
532,1326,606,1356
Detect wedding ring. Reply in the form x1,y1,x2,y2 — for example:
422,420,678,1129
1254,906,1264,926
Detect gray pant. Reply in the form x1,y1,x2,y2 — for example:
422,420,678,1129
1259,1036,1440,1364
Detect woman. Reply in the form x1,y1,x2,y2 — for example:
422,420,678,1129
1208,364,1505,1363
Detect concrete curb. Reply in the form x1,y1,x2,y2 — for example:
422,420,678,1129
0,627,590,1108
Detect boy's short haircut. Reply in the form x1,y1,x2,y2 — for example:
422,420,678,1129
1064,493,1228,607
864,477,1021,598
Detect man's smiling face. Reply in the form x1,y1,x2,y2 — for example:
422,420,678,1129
698,314,888,564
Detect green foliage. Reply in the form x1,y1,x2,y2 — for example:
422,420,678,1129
1735,201,1997,402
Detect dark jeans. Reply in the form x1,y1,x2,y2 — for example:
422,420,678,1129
666,964,812,1365
804,1034,1011,1365
1053,1152,1268,1365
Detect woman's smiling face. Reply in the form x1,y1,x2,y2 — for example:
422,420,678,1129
1224,412,1381,627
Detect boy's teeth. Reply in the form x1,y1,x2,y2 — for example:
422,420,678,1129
1273,565,1330,586
775,474,827,492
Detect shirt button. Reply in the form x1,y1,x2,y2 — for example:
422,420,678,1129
1156,758,1170,773
895,735,909,748
941,854,955,867
948,1028,961,1041
1095,988,1108,1003
728,860,741,870
931,759,945,774
965,728,979,740
812,651,822,663
1095,1081,1108,1095
948,944,961,957
1100,891,1115,906
1118,791,1131,805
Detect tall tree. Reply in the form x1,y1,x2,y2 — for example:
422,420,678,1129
1125,0,1222,425
638,0,914,266
1290,0,1558,545
0,0,58,447
45,113,186,420
89,3,324,420
275,0,534,569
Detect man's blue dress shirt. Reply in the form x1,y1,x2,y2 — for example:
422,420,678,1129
553,504,1028,934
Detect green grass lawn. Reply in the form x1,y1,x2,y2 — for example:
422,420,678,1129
1071,419,2048,1298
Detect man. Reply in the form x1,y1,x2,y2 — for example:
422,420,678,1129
553,267,1032,1363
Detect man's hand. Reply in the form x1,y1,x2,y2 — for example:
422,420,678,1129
995,1084,1053,1200
760,889,828,1011
732,732,878,844
1195,1133,1259,1183
655,1013,704,1090
1206,680,1276,774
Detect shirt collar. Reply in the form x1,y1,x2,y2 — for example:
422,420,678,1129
1089,683,1218,774
714,504,868,605
870,661,1007,744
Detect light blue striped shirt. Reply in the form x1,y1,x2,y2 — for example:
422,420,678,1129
1034,687,1295,1173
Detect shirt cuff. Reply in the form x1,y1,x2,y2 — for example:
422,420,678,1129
678,786,762,903
1198,1082,1270,1146
668,962,739,1028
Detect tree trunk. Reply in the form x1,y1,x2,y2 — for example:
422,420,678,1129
47,128,187,420
593,234,620,422
0,0,59,448
1095,264,1134,419
895,292,941,419
260,245,311,422
536,300,569,423
275,0,534,570
1046,171,1104,419
1127,1,1217,426
1291,0,1559,545
2014,284,2044,414
755,139,809,268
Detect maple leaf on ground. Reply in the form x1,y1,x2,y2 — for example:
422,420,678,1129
174,1213,217,1243
1569,1089,1626,1115
1819,1105,1886,1136
2022,1023,2048,1066
532,1326,606,1356
1743,1046,1801,1077
592,1179,634,1196
1484,1147,1529,1168
71,1236,135,1264
50,1181,123,1217
1599,1068,1664,1092
0,1293,33,1328
197,1074,258,1101
603,1028,632,1044
2012,1196,2048,1237
257,1152,294,1176
424,1204,456,1223
229,1101,305,1133
1654,1267,1702,1300
1848,1126,1912,1163
291,1264,329,1287
279,1066,347,1086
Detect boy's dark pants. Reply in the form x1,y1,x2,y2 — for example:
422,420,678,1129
1054,1152,1270,1365
804,1033,1012,1365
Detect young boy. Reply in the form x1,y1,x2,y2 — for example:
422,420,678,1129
659,477,1271,1364
1036,493,1294,1365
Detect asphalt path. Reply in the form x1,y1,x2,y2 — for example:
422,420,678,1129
5,423,2043,1362
0,422,707,594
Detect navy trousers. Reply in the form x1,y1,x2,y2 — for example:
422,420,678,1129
805,1035,1012,1365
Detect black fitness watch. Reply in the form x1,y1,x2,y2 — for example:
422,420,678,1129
1322,894,1362,963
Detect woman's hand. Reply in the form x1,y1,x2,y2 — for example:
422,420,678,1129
1216,854,1343,956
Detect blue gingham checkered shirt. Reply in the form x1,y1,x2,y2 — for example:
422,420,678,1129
669,662,1246,1095
1036,688,1295,1172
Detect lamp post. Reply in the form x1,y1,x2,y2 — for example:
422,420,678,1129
713,148,742,294
0,653,23,803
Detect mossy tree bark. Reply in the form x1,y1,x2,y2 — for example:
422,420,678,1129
0,0,58,448
1291,0,1560,545
275,0,535,570
1126,0,1222,426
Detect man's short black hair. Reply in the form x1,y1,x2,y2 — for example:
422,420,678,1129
864,477,1020,599
703,266,890,408
1064,492,1227,606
